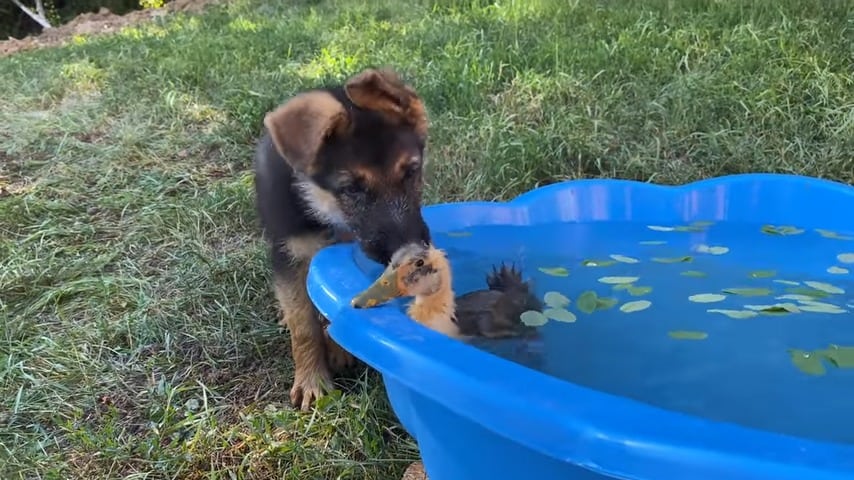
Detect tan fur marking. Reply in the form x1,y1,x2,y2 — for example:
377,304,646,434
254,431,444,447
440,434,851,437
283,232,334,261
264,91,350,175
293,180,348,227
273,268,331,411
344,68,429,139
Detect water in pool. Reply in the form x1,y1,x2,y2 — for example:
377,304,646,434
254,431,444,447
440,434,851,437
431,221,854,446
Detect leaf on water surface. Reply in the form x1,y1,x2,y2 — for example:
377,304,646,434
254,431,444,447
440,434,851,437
668,330,708,340
598,276,640,285
595,297,618,310
538,266,569,277
803,281,845,295
652,256,693,264
688,293,726,303
827,266,849,275
582,259,618,267
784,286,830,299
446,231,472,237
520,310,548,327
818,345,854,368
647,225,675,232
640,240,668,245
774,279,800,286
626,285,653,296
543,308,577,323
576,291,599,314
749,270,777,279
761,225,805,236
776,294,816,302
816,229,853,240
620,300,651,313
673,225,705,232
788,349,827,376
609,254,639,264
722,287,772,297
743,303,801,315
707,309,759,319
681,270,707,277
837,253,854,264
543,291,571,309
696,244,729,255
796,300,847,314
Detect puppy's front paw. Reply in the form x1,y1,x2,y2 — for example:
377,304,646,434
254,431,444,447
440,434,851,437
290,367,332,411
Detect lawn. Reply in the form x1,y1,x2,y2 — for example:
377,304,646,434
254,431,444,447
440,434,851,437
0,0,851,478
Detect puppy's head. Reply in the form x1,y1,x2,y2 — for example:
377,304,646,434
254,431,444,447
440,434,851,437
264,67,431,265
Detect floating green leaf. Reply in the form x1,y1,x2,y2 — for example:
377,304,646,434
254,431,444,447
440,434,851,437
538,266,569,277
640,240,667,245
722,287,772,297
707,309,759,319
784,286,830,299
620,300,651,313
697,244,729,255
796,301,846,314
544,308,577,323
652,256,693,264
673,225,705,232
668,330,708,340
803,281,845,295
776,294,816,302
626,285,653,296
520,310,548,327
595,297,619,310
744,303,801,315
762,225,805,236
609,254,639,264
544,291,571,309
598,276,640,285
576,291,598,314
749,270,776,279
612,283,631,291
837,253,854,264
582,259,617,267
816,229,853,240
774,279,801,286
789,349,826,375
827,266,849,275
446,231,472,237
688,293,726,303
818,345,854,368
680,270,707,278
647,225,675,232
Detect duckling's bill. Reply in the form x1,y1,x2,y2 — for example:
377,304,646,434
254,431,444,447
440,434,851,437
351,266,404,308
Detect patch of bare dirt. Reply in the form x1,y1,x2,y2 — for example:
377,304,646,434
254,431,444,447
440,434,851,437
0,0,221,57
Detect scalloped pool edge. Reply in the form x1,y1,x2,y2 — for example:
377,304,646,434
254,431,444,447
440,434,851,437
307,174,854,480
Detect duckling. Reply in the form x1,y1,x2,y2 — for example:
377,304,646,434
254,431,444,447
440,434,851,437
351,242,543,339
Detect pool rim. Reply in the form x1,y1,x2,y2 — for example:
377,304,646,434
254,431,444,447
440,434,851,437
307,173,854,480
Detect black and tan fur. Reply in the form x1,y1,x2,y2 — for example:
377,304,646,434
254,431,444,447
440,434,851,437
253,68,432,411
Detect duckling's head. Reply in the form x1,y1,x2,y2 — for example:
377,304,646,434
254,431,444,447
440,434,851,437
351,242,451,308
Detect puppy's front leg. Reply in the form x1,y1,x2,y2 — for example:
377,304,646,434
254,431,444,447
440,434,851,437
274,266,331,411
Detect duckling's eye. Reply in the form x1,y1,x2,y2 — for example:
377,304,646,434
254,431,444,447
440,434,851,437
415,259,425,267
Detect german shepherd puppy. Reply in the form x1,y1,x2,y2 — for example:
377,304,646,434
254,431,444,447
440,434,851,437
253,68,432,411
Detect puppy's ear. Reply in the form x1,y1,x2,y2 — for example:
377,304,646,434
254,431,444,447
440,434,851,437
344,68,428,138
263,91,350,174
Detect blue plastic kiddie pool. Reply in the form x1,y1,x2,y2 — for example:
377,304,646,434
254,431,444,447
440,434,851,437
306,173,854,480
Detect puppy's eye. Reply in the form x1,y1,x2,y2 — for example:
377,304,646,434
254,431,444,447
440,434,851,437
403,161,421,180
339,180,365,196
415,259,425,267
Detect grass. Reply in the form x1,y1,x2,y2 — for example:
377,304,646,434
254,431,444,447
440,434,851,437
0,0,851,478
